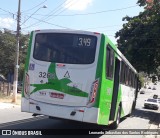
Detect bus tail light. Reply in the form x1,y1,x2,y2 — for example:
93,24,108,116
94,32,100,35
78,110,84,112
89,79,99,104
24,73,30,95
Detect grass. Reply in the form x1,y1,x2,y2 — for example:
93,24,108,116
0,92,21,105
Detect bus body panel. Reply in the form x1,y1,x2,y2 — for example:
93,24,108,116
22,95,99,124
96,37,137,125
21,97,30,112
97,36,116,125
27,62,97,106
121,85,136,115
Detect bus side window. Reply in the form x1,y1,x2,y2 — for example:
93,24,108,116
131,72,133,87
124,64,126,85
134,75,137,89
120,62,123,83
125,65,129,85
106,45,114,79
120,61,125,84
128,69,131,86
132,73,135,88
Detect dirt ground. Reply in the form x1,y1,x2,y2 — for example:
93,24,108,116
0,92,21,105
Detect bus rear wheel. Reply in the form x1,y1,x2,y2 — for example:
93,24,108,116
111,106,121,129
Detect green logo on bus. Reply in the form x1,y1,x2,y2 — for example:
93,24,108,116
31,63,88,97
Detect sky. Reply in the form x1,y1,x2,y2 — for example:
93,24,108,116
0,0,144,44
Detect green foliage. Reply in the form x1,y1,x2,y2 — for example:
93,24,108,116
151,75,157,83
116,0,160,74
0,31,16,75
156,66,160,80
156,66,160,75
138,72,146,87
19,63,25,81
0,30,29,80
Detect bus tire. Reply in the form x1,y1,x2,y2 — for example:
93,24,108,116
128,101,136,117
111,106,121,129
132,101,136,111
127,103,134,117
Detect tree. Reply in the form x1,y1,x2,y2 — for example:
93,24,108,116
116,0,160,74
18,34,29,81
156,66,160,80
138,72,147,87
0,30,16,75
0,30,29,80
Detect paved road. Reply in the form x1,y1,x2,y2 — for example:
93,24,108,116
0,82,159,138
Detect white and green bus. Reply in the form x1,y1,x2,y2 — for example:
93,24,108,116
22,29,139,128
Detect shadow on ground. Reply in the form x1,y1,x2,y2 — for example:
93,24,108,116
129,108,160,126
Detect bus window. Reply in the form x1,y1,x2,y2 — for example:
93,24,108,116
120,62,123,83
33,33,97,64
34,34,51,61
131,72,135,88
120,61,126,84
128,69,131,86
106,45,114,79
125,65,129,85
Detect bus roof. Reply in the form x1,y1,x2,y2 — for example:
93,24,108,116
33,29,101,36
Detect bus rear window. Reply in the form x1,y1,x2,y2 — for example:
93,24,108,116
33,33,97,64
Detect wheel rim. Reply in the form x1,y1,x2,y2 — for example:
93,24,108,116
116,108,120,125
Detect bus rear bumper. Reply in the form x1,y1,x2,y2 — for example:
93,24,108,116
21,97,30,112
82,107,99,124
21,98,99,124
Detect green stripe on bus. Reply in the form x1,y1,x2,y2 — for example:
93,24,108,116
94,34,105,108
96,35,121,125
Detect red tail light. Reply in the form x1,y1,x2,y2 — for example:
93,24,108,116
78,110,84,112
89,79,99,103
94,32,100,35
57,63,65,67
24,73,30,95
